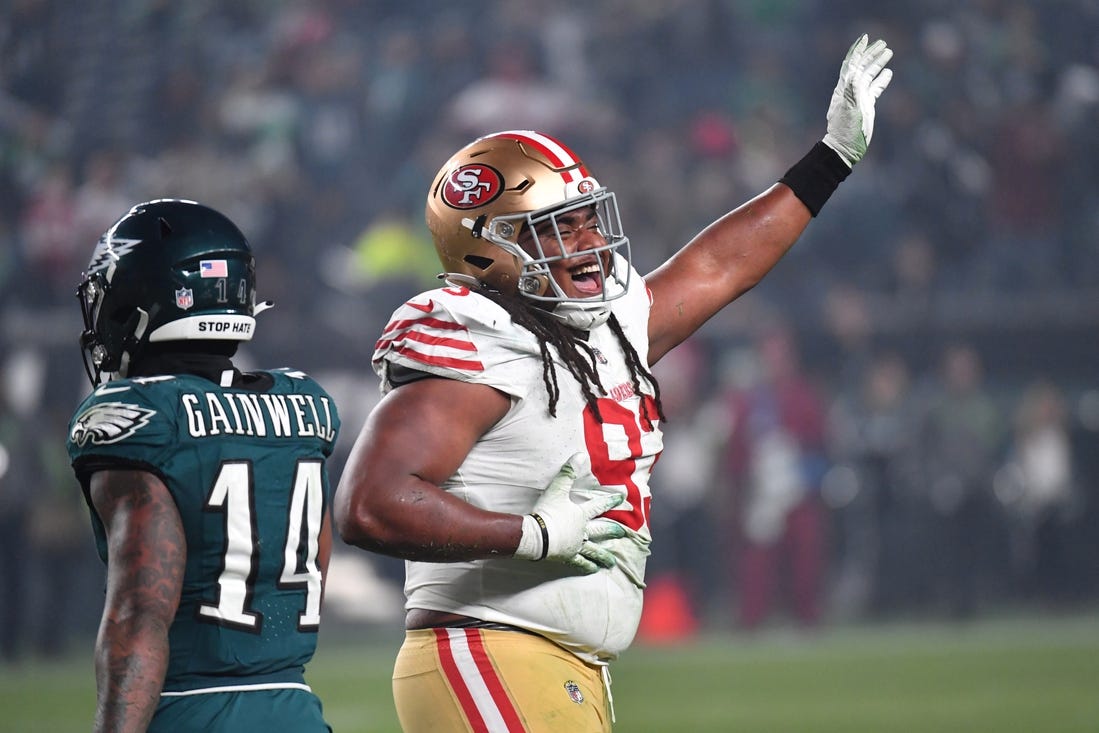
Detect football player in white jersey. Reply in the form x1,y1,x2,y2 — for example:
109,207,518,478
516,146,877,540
335,35,893,732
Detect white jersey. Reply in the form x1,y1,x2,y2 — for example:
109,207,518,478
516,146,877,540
372,261,662,663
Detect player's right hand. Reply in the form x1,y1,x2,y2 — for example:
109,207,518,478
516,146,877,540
514,453,626,573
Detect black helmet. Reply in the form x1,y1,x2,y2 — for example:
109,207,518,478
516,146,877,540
77,199,261,386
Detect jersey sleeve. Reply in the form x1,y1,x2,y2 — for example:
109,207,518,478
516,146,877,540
67,379,180,478
372,286,541,399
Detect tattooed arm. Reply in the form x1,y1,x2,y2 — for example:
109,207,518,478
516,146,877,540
88,469,186,733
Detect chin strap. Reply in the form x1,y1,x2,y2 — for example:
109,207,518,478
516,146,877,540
440,272,482,289
114,307,150,379
550,301,611,329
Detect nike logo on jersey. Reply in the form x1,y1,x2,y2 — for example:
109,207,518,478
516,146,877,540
279,369,309,379
406,299,434,313
94,384,134,395
70,402,157,447
93,376,178,395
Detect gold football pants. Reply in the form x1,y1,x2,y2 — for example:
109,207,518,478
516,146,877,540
393,627,612,732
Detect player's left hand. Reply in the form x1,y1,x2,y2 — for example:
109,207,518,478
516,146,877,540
515,454,626,573
822,34,894,168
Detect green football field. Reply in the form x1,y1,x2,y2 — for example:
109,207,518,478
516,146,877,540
3,611,1097,733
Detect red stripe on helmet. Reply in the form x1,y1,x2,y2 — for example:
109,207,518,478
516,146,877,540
494,130,590,182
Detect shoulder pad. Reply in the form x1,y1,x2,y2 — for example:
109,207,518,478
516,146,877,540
67,379,176,459
373,286,536,383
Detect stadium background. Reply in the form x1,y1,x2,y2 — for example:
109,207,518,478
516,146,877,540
1,0,1098,730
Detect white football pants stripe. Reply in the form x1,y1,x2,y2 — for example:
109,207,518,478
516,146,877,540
441,628,519,733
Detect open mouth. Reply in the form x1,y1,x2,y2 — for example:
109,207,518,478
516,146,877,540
569,261,605,296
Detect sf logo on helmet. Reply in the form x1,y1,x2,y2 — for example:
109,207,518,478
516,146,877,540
443,165,503,209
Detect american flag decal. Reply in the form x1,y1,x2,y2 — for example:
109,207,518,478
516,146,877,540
200,259,228,278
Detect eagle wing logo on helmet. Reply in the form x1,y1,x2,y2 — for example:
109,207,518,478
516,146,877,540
86,236,142,275
70,401,157,447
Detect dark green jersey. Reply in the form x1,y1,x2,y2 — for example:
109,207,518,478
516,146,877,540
67,369,340,692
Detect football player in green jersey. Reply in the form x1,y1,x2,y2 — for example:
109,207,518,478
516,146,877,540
67,199,341,733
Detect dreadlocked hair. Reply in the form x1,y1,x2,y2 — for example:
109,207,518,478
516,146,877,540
607,311,666,430
481,291,665,426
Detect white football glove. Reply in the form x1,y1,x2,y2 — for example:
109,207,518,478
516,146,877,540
822,34,894,168
514,453,626,574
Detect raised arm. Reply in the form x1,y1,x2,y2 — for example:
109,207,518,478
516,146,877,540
646,35,894,364
645,184,812,364
88,469,185,733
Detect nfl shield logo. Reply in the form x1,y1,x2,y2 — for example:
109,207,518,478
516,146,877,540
564,680,584,705
175,287,194,310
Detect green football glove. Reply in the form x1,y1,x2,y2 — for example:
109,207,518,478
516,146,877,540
822,34,894,168
515,453,626,574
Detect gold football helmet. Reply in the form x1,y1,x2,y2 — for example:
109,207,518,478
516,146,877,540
426,130,630,326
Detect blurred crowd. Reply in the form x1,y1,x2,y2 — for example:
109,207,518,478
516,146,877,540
2,0,1099,660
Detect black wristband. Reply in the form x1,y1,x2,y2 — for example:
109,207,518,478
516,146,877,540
779,141,851,217
530,513,549,561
